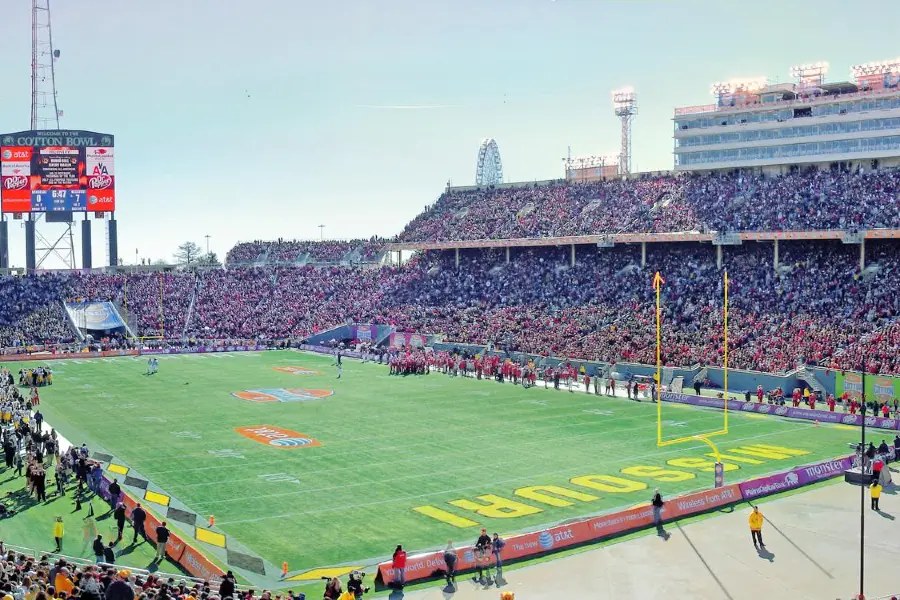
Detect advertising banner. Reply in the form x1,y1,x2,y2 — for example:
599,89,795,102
298,344,363,359
65,301,126,330
739,455,854,500
659,392,900,431
377,484,740,586
389,332,427,348
836,371,900,404
0,349,139,362
100,474,219,580
141,345,268,356
353,324,374,341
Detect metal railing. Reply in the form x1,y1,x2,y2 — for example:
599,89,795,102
1,542,204,585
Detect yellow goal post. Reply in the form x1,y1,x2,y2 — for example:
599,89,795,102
654,270,730,467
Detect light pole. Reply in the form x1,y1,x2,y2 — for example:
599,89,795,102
858,371,867,600
318,225,325,241
204,234,211,256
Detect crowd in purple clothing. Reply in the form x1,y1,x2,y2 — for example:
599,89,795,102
398,168,900,242
225,238,386,265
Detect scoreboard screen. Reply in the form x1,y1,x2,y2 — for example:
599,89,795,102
0,130,115,214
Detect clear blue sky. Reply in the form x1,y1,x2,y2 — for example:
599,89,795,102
0,0,897,267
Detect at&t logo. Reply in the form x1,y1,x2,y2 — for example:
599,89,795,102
1,149,11,159
269,437,317,448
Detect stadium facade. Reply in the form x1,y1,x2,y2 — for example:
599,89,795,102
673,57,900,172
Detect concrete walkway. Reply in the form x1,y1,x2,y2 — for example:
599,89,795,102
396,480,899,600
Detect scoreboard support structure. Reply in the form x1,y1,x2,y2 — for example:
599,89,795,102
25,218,36,271
0,218,8,269
81,217,92,269
108,216,118,268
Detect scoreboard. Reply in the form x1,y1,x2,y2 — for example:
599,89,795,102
0,130,115,214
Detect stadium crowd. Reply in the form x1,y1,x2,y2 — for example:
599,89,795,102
397,168,900,242
3,238,897,374
225,238,385,265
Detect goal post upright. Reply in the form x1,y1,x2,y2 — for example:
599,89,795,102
656,270,730,484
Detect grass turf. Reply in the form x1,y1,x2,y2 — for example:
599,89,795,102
2,350,863,576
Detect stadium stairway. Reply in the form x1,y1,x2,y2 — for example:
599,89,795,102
181,274,200,340
693,366,710,387
795,366,828,396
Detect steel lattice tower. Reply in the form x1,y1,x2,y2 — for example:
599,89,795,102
31,0,76,269
31,0,60,130
612,88,637,177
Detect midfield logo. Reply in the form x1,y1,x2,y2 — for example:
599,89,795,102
232,388,333,403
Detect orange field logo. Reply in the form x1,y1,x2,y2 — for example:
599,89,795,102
232,388,333,403
274,366,321,376
235,425,322,448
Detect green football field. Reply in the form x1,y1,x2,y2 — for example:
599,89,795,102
3,350,861,582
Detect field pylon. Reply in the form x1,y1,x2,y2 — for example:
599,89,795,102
209,514,215,527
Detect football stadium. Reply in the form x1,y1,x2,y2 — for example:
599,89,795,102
3,3,900,600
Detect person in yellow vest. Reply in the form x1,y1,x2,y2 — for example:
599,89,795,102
749,506,765,548
871,480,882,511
53,516,64,552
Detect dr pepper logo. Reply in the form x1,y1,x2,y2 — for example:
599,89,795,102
235,425,321,449
2,176,28,190
88,175,113,189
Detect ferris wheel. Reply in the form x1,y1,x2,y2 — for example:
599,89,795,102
475,138,503,186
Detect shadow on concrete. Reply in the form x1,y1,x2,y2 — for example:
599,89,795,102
756,545,775,562
675,522,734,600
763,515,834,579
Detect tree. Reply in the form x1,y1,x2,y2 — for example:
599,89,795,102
173,241,203,266
196,252,221,267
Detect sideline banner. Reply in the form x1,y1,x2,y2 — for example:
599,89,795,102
142,345,267,355
298,344,363,359
353,324,375,341
99,474,220,581
377,484,740,586
739,455,853,501
389,332,427,348
0,349,139,362
659,392,900,431
836,371,900,404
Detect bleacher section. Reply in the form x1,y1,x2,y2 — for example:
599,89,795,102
2,236,899,375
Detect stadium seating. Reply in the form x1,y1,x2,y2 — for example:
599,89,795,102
3,237,898,374
397,168,900,242
3,166,900,374
225,238,386,266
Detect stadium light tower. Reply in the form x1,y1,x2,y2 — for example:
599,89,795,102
612,87,637,176
31,0,76,269
851,57,900,82
790,61,829,87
